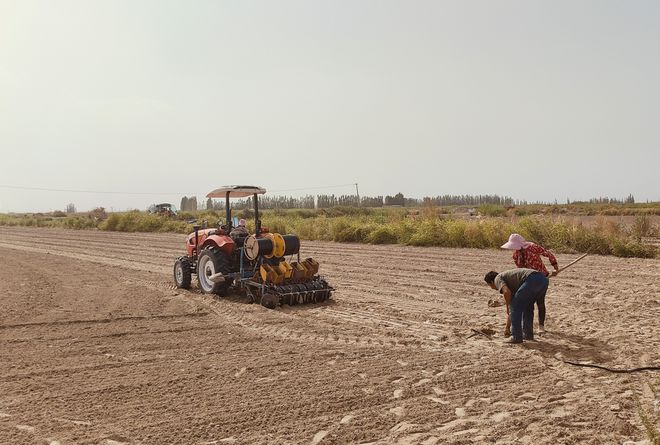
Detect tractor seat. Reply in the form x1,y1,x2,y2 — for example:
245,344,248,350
231,232,248,247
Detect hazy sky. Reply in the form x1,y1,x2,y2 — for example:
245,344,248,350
1,0,659,212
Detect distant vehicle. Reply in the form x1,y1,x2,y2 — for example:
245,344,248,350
148,203,177,217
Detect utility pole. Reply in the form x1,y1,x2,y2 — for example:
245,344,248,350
355,183,360,207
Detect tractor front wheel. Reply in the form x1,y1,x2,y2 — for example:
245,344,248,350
197,247,232,296
173,257,192,289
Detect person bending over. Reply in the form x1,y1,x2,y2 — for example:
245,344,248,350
484,268,549,344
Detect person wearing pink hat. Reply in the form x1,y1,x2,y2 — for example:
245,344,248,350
501,234,559,335
501,234,559,277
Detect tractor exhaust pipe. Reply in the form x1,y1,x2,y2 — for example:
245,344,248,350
193,225,201,258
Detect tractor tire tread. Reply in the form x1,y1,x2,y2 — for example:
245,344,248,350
174,256,192,289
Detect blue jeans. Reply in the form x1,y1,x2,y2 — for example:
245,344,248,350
511,272,549,342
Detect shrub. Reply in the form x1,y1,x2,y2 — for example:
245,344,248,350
264,217,287,235
289,217,332,241
367,225,398,244
570,226,612,255
62,216,96,229
610,238,657,258
99,213,121,231
407,220,445,246
292,209,317,219
593,216,622,237
236,208,255,220
175,211,197,221
98,211,182,232
631,215,654,241
330,218,372,242
88,207,107,221
2,207,657,259
319,206,374,218
478,204,507,217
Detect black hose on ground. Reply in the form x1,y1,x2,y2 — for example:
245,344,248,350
563,360,660,373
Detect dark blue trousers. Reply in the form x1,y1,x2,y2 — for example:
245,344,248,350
511,272,549,342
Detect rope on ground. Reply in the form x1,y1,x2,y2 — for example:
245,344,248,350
467,329,493,340
563,360,660,373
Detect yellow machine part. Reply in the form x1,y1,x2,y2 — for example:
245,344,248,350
272,233,286,258
262,233,275,259
285,258,321,281
291,262,307,281
304,258,319,276
259,264,269,281
298,261,313,279
260,264,284,284
278,261,293,279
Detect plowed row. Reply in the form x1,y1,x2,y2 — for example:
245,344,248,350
0,226,658,444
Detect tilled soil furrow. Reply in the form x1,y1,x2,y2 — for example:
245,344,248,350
0,241,167,275
0,312,209,330
1,357,163,381
0,238,173,268
0,226,656,444
205,303,438,351
0,232,180,253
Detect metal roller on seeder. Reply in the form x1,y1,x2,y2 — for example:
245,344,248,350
244,234,301,260
242,233,332,307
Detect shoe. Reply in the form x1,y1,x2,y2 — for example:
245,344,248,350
539,325,546,334
523,336,535,341
504,339,523,344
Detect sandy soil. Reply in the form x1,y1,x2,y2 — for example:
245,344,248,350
0,226,658,445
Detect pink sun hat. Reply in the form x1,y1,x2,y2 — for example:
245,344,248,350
501,233,531,250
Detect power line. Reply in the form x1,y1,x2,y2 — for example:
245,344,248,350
0,184,192,196
0,183,358,196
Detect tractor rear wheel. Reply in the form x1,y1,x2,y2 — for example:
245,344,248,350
173,257,192,289
197,247,232,296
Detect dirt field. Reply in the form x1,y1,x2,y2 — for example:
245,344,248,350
0,227,658,445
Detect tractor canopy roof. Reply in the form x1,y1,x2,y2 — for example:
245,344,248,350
206,185,266,199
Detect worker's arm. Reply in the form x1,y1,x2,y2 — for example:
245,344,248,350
502,288,512,336
500,284,513,305
530,244,559,272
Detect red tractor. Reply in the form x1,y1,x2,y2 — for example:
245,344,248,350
173,185,333,308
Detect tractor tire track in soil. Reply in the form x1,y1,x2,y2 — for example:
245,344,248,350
0,226,658,444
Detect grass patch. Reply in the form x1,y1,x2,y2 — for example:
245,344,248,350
0,213,97,229
1,208,657,259
633,380,660,445
478,204,507,217
99,212,190,233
